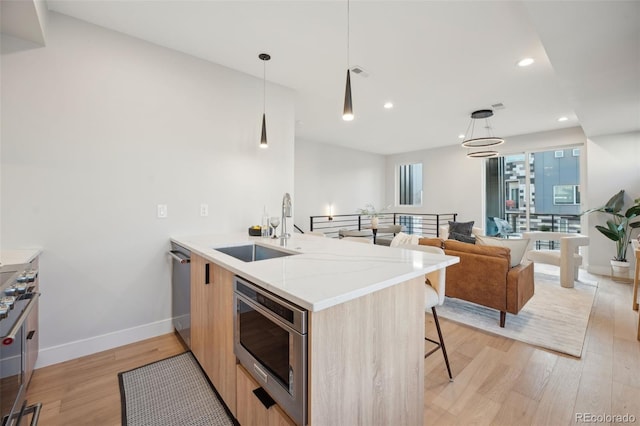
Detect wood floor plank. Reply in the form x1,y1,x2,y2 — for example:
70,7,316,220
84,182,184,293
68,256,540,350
612,336,640,389
531,355,583,426
571,351,613,426
611,381,640,423
489,390,538,426
511,350,558,401
475,361,523,404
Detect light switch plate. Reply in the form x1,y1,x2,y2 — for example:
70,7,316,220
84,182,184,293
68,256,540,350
200,204,209,217
157,204,168,218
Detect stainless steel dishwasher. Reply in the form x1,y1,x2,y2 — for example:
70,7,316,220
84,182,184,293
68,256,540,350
169,242,191,347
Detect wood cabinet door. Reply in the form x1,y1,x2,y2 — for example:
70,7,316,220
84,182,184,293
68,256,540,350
236,365,295,426
190,254,214,374
190,255,237,415
210,263,237,414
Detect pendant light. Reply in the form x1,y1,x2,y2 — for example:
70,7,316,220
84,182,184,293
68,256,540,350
259,53,271,148
342,0,354,121
460,109,504,158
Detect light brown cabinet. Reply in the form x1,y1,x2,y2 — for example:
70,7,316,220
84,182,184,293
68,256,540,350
189,253,425,426
190,254,237,415
236,364,295,426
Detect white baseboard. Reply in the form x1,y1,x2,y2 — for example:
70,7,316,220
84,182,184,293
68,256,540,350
35,318,174,369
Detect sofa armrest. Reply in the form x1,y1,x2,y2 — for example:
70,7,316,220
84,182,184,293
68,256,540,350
506,262,534,314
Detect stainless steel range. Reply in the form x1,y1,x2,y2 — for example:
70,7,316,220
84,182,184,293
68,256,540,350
0,264,41,426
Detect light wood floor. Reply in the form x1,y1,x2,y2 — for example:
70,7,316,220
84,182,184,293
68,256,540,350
25,333,187,426
25,272,639,426
424,272,640,426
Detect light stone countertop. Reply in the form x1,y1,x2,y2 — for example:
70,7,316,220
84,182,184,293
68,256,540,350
0,249,42,268
171,233,459,312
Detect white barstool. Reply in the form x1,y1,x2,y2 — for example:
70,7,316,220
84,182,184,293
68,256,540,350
401,244,453,381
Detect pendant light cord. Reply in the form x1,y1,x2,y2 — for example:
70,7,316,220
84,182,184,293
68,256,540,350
263,59,266,114
347,0,350,68
485,117,494,137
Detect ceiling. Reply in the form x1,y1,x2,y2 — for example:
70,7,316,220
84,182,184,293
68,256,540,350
11,1,640,154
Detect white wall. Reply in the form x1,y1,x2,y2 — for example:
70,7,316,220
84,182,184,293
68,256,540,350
1,13,295,366
585,131,640,274
294,139,385,232
384,127,587,233
385,145,485,226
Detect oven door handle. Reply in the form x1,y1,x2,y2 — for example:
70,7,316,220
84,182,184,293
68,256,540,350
2,292,40,345
169,250,190,264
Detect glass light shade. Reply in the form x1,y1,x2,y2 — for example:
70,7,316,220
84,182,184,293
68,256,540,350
343,69,354,121
260,113,268,148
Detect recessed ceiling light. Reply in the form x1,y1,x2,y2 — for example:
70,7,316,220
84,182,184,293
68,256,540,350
458,134,465,139
384,102,394,109
517,58,534,67
557,116,569,122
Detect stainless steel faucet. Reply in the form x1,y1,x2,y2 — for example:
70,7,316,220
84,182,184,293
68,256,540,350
281,192,292,240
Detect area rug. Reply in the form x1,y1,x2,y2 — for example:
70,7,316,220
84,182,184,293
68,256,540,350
436,265,598,357
118,351,235,426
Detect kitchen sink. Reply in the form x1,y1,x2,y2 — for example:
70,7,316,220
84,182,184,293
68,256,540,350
213,244,297,262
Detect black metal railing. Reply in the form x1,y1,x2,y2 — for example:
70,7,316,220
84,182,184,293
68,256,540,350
503,212,581,234
309,213,457,239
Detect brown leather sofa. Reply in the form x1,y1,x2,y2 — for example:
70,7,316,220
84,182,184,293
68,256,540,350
419,237,534,327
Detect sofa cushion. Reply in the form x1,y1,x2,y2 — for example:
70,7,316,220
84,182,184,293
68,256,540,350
476,235,530,268
440,224,484,239
418,237,445,249
448,220,475,237
449,231,476,244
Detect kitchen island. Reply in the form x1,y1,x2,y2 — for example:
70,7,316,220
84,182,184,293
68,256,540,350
171,233,459,426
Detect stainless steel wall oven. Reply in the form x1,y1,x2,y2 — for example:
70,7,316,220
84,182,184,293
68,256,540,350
233,276,307,426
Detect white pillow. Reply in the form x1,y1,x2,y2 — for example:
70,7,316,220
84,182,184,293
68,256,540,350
390,232,420,247
475,235,530,268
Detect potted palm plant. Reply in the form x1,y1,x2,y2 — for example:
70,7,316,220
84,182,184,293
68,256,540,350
582,190,640,276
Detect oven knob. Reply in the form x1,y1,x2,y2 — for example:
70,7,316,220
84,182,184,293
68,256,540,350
0,296,16,308
4,286,17,296
0,303,8,316
25,270,38,282
15,283,27,294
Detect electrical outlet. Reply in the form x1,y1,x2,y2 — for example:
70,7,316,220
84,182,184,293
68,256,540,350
157,204,168,218
200,203,209,217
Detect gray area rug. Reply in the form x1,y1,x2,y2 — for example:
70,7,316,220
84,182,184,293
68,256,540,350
118,352,235,426
436,264,598,357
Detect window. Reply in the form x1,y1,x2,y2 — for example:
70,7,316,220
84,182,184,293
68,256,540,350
554,150,564,158
572,148,580,156
553,185,580,205
398,163,423,206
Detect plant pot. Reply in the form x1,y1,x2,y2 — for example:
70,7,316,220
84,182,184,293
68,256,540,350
371,217,379,229
610,259,631,281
